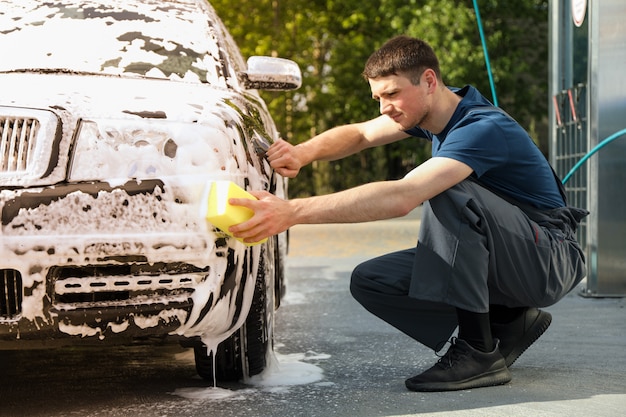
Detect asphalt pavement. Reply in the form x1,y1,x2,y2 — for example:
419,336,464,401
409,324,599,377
285,210,626,417
1,210,623,417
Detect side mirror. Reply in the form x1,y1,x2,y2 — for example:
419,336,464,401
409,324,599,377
241,56,302,91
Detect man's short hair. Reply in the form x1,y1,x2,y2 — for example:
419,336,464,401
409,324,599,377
362,35,442,85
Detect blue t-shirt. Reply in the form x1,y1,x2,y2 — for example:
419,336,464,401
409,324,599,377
405,85,564,209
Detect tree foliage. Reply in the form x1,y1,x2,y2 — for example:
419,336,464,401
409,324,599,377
211,0,549,197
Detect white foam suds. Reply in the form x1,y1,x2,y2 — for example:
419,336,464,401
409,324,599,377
247,349,329,388
173,386,255,401
171,346,330,401
0,1,227,85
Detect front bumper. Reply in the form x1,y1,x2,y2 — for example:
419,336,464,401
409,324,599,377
0,179,258,348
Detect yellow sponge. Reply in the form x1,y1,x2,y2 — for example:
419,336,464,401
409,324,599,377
205,181,267,246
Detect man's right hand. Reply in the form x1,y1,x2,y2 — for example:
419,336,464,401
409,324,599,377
266,138,304,178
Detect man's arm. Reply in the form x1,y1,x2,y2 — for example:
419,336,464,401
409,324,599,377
230,157,473,244
267,115,407,178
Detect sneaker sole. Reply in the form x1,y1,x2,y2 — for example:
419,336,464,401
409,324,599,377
504,310,552,367
405,367,512,392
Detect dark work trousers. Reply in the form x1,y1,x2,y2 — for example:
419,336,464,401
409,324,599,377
350,179,587,351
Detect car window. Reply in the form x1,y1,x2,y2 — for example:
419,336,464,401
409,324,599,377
0,0,232,86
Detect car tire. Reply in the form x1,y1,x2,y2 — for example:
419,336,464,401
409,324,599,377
193,240,274,382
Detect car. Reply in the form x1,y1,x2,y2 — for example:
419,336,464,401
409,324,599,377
0,0,300,382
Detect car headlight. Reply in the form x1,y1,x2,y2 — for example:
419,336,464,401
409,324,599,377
69,118,238,184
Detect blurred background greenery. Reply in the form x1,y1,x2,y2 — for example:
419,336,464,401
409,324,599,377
212,0,549,197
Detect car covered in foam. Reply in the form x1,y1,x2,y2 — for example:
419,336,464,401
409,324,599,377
0,0,300,381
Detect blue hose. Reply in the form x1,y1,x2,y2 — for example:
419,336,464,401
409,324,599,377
561,128,626,184
472,1,625,184
472,0,498,107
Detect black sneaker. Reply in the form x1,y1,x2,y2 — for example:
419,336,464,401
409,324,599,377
491,308,552,367
405,338,511,392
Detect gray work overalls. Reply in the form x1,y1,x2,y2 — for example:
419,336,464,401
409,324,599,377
350,179,588,350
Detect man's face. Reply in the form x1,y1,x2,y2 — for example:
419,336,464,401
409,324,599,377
369,74,430,130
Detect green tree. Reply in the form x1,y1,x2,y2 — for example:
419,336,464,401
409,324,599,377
211,0,549,197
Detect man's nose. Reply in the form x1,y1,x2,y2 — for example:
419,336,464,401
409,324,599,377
380,99,391,115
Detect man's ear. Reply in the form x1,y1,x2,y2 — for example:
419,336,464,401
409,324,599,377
421,69,438,91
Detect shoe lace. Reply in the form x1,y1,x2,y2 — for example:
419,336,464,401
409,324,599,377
435,337,469,369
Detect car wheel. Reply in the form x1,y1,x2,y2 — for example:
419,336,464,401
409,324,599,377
193,240,274,382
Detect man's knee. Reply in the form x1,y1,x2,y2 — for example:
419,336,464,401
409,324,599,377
350,252,413,298
349,261,371,302
349,259,408,320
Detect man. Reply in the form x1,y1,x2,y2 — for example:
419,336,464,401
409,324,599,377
230,35,588,391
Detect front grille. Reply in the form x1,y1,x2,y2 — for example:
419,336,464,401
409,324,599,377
50,262,209,306
0,106,59,185
0,116,39,173
1,269,23,318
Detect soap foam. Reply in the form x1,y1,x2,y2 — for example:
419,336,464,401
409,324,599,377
171,345,330,401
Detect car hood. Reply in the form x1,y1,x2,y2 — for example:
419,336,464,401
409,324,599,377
0,72,270,187
0,72,247,123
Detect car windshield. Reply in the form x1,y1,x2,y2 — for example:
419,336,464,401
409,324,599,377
0,0,232,84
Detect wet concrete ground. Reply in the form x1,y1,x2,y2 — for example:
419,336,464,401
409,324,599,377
1,212,625,417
